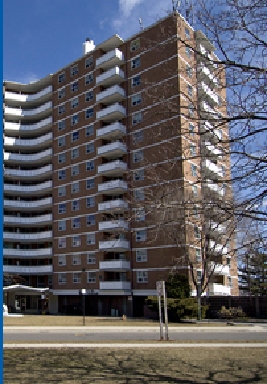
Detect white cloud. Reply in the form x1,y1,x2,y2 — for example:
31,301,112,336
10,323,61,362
118,0,145,17
6,72,40,85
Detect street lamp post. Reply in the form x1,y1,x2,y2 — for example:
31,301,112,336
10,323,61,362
80,289,86,326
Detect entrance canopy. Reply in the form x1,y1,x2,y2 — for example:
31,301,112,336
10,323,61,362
3,284,49,295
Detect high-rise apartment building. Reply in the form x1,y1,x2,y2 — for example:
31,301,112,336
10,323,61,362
3,12,238,316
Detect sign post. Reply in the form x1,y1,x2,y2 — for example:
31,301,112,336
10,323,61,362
162,281,169,340
156,281,164,340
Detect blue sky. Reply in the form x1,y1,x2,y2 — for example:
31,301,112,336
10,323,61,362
4,0,176,83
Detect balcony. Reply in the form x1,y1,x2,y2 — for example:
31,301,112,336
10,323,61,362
97,122,126,139
208,283,231,296
99,219,129,231
96,48,125,69
198,81,219,106
98,200,128,212
3,248,53,258
4,117,52,135
204,159,223,178
4,164,52,180
98,160,127,176
205,181,224,197
96,85,125,105
4,132,53,149
209,240,229,255
99,260,131,271
97,103,126,122
98,141,127,158
3,265,53,274
96,66,125,87
99,239,130,251
204,141,222,156
209,263,230,276
197,65,218,88
4,214,52,226
5,86,52,103
4,180,53,195
4,101,52,120
3,230,53,242
98,179,128,194
4,148,52,164
99,281,131,290
4,197,52,211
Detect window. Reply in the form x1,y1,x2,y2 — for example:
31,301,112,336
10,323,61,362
132,112,142,125
58,273,66,284
58,104,65,115
58,72,65,83
85,91,94,101
58,203,66,214
86,214,95,226
71,81,79,92
133,150,144,163
132,93,142,106
86,108,94,119
58,120,66,131
134,189,144,201
221,165,226,176
71,164,79,176
134,169,144,181
58,88,65,99
186,46,192,58
72,131,79,142
87,252,96,264
188,85,193,97
71,147,79,159
194,226,201,239
132,75,141,87
131,56,141,69
72,254,81,265
130,38,140,51
135,209,145,221
58,186,66,197
71,97,79,109
71,181,79,193
87,272,96,283
58,136,66,147
86,160,94,171
58,153,66,164
70,65,78,76
196,248,201,262
136,230,146,242
86,143,94,154
87,233,95,245
136,249,147,262
193,205,200,218
58,220,66,231
133,130,143,143
188,103,194,117
58,170,66,180
186,64,193,78
191,164,197,177
192,185,198,197
189,123,194,137
86,196,95,208
190,144,196,156
58,255,66,266
85,56,93,68
71,114,79,126
73,273,81,284
86,178,95,189
86,125,94,136
185,27,190,38
58,238,66,248
72,235,81,247
85,73,93,85
137,271,148,283
72,200,80,211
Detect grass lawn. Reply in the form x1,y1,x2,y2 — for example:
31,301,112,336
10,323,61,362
4,347,267,383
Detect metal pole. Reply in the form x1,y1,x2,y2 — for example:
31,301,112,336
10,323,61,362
83,293,85,326
158,294,163,340
198,284,202,322
162,281,169,340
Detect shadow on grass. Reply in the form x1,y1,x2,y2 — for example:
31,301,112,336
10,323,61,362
4,348,267,383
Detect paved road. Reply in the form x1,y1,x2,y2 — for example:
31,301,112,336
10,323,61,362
4,326,267,343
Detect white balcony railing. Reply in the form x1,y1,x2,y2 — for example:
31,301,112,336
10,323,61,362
5,86,52,103
4,164,52,179
204,141,222,156
3,248,53,258
99,239,130,251
96,85,125,104
99,281,131,290
4,180,52,194
5,101,52,117
96,48,124,69
4,117,52,133
98,160,127,175
4,148,52,163
4,132,53,148
3,264,53,274
99,260,131,271
98,179,128,193
209,240,229,255
4,214,52,225
4,197,52,210
209,263,230,276
208,283,231,296
98,200,128,212
96,66,125,86
97,122,126,139
97,103,126,122
204,159,223,177
97,141,127,157
99,219,129,231
3,230,53,242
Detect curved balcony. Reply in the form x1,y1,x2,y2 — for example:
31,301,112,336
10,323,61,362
209,263,230,276
3,230,53,242
97,122,126,140
4,132,53,149
98,200,128,212
5,85,52,104
4,101,52,120
99,219,129,231
3,264,53,275
99,260,131,271
208,283,231,296
4,197,52,211
98,160,127,176
198,81,219,106
4,213,52,226
4,164,52,180
96,66,125,87
4,148,52,164
99,281,131,290
4,180,52,195
97,103,126,122
209,240,229,255
4,117,52,135
96,48,124,70
99,239,130,251
204,159,223,178
3,248,53,258
96,85,125,105
98,179,128,194
97,141,127,158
